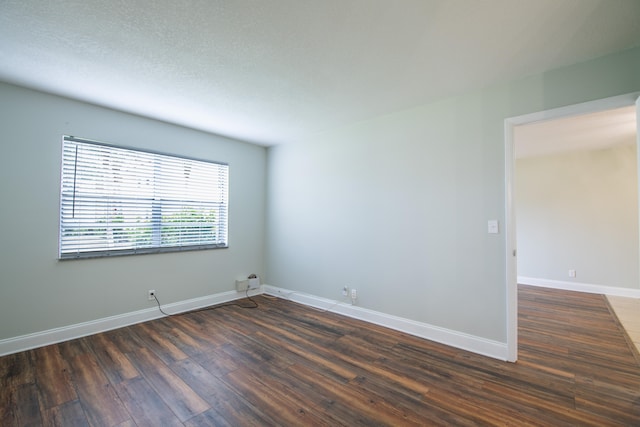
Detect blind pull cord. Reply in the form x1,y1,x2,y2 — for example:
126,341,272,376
72,144,78,218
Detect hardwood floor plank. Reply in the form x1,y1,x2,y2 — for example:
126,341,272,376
218,331,295,372
113,377,183,427
574,375,640,424
100,328,144,355
127,321,189,365
0,350,36,388
250,328,356,382
134,317,210,359
231,301,346,345
42,400,89,427
477,379,603,425
333,345,432,396
348,374,475,427
191,347,239,377
7,383,43,427
69,353,131,427
166,325,211,357
244,360,368,426
420,385,533,426
57,339,91,362
266,298,358,335
222,364,332,426
32,345,77,409
246,363,368,426
184,310,239,346
0,383,11,426
574,394,640,427
169,314,228,351
83,332,140,385
170,358,277,426
183,409,233,427
284,361,406,426
126,346,209,422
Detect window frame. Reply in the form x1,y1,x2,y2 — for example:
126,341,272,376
58,135,229,260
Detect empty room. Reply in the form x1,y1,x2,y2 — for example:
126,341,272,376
1,1,640,425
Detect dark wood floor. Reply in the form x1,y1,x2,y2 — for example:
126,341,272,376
1,285,639,426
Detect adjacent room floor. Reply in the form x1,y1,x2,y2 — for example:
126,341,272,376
607,295,640,357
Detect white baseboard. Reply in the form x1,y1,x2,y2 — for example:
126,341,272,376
2,284,513,361
262,285,509,361
518,276,640,298
0,289,249,357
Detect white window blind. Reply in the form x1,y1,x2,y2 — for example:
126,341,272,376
59,136,228,259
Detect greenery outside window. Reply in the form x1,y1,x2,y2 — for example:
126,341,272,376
59,136,228,259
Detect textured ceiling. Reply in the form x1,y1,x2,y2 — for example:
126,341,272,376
1,0,640,146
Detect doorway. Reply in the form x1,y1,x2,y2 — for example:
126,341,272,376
504,92,640,362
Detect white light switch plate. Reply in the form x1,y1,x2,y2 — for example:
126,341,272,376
488,220,499,234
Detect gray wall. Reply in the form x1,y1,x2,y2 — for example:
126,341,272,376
2,47,640,347
516,144,638,289
0,83,267,340
265,47,640,343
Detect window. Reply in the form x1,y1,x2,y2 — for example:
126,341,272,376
59,136,228,259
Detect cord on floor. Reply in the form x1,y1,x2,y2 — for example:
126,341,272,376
153,288,258,317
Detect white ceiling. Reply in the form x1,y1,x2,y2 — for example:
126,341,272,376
515,106,637,159
1,0,640,146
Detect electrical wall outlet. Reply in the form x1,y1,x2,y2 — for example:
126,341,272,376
351,288,357,300
148,290,156,301
568,269,576,278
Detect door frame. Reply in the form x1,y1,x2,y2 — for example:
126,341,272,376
504,91,640,362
